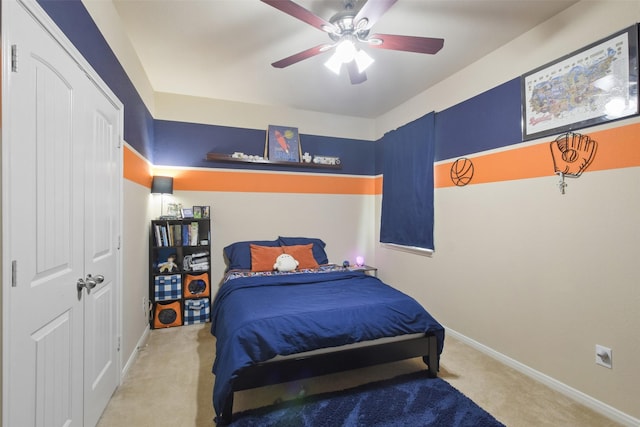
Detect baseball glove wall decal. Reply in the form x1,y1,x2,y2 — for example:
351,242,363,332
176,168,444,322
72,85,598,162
550,131,597,194
550,132,597,177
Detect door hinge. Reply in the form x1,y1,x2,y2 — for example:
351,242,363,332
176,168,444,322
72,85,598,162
117,235,121,250
11,45,18,72
117,336,121,352
11,260,17,287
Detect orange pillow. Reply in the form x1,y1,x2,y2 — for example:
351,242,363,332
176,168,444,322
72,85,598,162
282,244,319,270
250,244,284,271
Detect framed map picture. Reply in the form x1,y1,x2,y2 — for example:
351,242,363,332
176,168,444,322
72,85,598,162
522,24,638,141
265,125,301,162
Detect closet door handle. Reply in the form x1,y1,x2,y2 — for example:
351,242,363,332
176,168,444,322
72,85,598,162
88,274,105,286
77,277,88,293
77,274,104,295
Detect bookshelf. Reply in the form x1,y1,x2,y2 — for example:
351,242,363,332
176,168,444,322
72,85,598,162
149,218,211,329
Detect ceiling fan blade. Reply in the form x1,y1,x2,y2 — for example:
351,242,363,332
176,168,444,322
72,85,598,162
368,34,444,54
347,61,367,85
272,44,332,68
260,0,336,33
354,0,398,30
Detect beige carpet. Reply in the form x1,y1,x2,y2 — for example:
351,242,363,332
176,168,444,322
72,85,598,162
97,324,620,426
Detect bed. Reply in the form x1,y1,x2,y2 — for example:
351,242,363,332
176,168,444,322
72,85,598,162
211,238,445,425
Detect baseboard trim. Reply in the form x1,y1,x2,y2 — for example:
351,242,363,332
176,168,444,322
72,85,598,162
445,327,639,427
121,325,150,380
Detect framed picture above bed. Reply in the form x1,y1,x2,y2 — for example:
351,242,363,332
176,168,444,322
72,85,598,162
265,125,301,162
521,24,639,141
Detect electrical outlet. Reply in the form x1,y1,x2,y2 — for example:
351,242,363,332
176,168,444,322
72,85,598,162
595,345,612,369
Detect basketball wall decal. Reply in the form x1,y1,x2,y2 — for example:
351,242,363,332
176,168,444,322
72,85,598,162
450,157,474,186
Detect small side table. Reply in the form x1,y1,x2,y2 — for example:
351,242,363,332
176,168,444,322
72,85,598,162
347,265,378,277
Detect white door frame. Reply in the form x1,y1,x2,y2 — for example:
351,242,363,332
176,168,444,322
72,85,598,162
1,0,124,424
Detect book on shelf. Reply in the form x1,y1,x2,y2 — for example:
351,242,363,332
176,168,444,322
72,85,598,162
154,220,207,248
154,225,163,247
167,223,174,246
189,222,199,246
173,224,182,246
182,225,190,246
161,226,169,247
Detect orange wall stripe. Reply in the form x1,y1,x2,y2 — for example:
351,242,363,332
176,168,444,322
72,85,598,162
373,175,383,194
124,145,153,187
150,167,378,195
588,124,640,171
435,122,640,188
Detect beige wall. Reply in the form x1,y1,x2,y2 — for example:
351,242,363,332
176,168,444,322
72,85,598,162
167,190,377,285
154,92,376,141
121,176,155,372
375,165,640,420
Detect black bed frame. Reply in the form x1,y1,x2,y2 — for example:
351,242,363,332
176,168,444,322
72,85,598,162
218,333,439,425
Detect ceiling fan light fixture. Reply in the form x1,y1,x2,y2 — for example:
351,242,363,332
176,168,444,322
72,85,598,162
335,38,357,63
354,49,374,73
324,52,343,75
261,0,445,85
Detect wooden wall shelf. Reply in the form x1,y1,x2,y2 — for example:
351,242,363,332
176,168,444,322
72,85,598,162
205,152,342,170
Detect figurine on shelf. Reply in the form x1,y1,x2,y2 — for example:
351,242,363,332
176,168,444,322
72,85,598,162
158,253,179,273
313,155,341,165
231,152,264,162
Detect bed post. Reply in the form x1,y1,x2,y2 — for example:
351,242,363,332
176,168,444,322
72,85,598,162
218,394,234,425
427,334,439,377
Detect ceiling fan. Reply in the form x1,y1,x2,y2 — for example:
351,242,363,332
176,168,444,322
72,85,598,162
260,0,444,84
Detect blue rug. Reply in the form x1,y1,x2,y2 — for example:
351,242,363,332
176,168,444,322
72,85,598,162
229,371,505,426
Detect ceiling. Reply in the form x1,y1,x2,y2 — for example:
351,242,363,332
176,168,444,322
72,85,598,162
108,0,578,118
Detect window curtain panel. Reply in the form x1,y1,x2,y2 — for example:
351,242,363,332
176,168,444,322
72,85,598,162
380,112,435,250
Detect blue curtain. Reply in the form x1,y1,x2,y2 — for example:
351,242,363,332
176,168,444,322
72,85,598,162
380,113,435,250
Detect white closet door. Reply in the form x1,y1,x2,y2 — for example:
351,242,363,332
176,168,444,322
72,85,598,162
82,79,121,427
3,1,121,426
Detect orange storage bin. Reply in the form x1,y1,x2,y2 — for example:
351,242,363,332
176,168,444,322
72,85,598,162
183,273,210,299
153,300,182,328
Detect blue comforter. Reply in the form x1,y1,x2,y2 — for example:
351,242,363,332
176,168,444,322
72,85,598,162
210,270,445,418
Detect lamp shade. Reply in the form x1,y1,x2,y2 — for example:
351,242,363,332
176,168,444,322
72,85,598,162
151,176,173,194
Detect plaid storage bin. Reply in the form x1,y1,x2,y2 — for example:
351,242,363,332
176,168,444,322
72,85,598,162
184,298,210,325
154,274,182,301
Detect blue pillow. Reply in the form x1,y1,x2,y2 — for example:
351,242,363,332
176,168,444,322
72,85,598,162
278,236,329,265
223,240,280,270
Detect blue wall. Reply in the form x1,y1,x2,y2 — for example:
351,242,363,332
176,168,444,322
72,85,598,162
434,78,522,161
153,120,375,175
